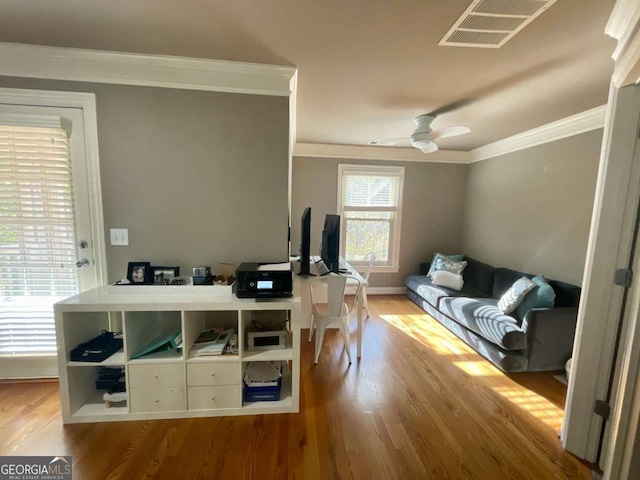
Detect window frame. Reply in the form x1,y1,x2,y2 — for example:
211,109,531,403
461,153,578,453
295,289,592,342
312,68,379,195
337,164,405,273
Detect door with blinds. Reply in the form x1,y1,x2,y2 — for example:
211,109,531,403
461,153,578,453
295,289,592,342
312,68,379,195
0,103,99,378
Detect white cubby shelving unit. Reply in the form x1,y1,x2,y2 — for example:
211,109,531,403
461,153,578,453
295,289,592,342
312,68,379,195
54,285,300,424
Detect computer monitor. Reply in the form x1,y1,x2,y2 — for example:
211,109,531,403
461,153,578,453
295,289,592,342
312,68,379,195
320,214,340,274
298,207,312,276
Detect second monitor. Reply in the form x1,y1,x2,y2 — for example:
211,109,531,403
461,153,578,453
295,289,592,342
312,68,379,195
320,214,341,274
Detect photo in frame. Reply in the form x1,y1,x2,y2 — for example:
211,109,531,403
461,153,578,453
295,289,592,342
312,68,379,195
127,262,152,284
151,266,180,285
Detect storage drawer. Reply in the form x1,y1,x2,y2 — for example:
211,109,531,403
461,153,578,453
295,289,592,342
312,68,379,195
129,363,184,388
130,387,185,413
187,362,239,386
187,385,240,410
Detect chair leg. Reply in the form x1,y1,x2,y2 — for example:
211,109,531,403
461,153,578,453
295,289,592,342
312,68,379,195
308,313,315,343
340,322,352,364
363,291,370,319
314,323,326,364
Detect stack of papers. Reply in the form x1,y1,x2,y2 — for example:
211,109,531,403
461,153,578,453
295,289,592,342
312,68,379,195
244,361,283,387
190,328,234,357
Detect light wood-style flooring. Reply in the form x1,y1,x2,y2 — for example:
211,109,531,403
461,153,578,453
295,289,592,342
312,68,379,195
0,295,589,479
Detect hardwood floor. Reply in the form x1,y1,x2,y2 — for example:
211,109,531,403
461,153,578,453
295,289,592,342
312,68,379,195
0,295,589,479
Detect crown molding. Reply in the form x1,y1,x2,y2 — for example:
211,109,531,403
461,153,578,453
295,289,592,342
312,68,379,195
0,42,296,96
293,142,470,164
470,105,606,162
606,0,640,87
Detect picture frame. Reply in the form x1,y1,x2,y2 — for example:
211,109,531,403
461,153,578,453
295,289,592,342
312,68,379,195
127,262,152,284
151,266,180,285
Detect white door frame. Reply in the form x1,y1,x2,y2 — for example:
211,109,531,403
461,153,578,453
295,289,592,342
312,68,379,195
563,0,640,475
0,88,106,378
561,82,640,462
0,87,107,287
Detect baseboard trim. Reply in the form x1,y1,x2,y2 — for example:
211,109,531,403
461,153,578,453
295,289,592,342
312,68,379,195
366,287,407,295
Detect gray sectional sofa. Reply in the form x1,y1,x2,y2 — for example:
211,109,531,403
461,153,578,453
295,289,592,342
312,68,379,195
405,256,580,372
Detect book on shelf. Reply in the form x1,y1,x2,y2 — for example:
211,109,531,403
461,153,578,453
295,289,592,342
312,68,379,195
190,328,234,357
132,329,182,359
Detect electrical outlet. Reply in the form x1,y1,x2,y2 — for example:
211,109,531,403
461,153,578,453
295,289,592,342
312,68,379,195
110,228,129,246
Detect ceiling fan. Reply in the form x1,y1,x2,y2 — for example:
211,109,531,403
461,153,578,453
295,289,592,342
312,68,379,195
371,114,471,154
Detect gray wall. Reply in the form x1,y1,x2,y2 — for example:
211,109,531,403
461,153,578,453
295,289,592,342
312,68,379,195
460,129,603,285
0,77,290,282
291,157,468,288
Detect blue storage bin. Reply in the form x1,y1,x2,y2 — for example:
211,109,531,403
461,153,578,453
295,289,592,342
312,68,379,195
243,376,282,402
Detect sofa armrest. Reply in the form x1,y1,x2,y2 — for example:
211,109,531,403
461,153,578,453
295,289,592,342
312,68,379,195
521,307,578,372
419,262,431,276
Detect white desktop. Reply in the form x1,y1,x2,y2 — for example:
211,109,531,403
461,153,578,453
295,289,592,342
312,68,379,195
292,256,368,358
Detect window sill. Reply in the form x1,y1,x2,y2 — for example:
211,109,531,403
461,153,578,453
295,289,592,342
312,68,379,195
351,265,399,274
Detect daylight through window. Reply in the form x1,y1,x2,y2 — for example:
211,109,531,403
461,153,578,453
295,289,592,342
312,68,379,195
337,164,404,271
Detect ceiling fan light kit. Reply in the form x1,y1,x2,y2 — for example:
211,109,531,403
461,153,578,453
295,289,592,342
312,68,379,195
373,113,471,155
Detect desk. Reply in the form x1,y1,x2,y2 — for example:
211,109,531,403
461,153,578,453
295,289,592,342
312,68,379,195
293,256,368,358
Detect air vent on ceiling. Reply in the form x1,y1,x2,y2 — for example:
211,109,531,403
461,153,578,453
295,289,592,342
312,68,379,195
439,0,557,49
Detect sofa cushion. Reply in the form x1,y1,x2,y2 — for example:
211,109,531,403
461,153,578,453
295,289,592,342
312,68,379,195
492,267,532,299
426,253,464,276
439,297,527,350
497,277,536,314
516,275,556,320
405,275,463,306
405,275,486,307
548,279,581,308
462,257,496,297
428,253,467,277
431,270,463,291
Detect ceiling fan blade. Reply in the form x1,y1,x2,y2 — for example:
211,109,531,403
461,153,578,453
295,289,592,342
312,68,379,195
429,125,471,140
369,138,410,146
420,142,439,154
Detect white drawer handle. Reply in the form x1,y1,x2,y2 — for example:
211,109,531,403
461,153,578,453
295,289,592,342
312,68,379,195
210,372,216,376
210,396,216,401
154,398,160,403
153,374,159,379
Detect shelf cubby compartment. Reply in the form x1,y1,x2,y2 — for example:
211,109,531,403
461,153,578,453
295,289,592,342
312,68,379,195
67,365,128,418
124,311,182,362
62,311,123,364
183,310,238,361
240,310,292,361
242,371,292,410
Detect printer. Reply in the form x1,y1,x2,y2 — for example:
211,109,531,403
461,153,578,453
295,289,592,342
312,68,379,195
235,262,293,298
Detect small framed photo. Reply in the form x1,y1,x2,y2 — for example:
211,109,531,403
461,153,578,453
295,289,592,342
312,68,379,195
151,266,180,285
127,262,152,284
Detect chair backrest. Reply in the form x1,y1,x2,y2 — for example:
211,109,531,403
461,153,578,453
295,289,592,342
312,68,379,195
362,252,376,282
310,275,361,316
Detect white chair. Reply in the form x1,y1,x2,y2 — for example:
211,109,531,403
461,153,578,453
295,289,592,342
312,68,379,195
360,252,376,318
308,275,361,364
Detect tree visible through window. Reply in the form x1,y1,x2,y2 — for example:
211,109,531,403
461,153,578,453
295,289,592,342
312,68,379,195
338,165,404,270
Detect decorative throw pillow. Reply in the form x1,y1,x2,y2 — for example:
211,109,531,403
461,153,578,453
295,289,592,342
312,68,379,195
431,270,464,291
497,276,536,314
427,253,467,278
516,275,556,320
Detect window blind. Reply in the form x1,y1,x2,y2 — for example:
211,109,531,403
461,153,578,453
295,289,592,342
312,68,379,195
0,124,78,355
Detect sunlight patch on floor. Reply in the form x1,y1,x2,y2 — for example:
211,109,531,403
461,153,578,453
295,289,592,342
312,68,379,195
453,360,502,377
492,385,564,430
380,314,472,357
379,311,564,430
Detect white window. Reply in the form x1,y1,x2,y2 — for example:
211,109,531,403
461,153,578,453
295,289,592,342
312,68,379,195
337,164,404,272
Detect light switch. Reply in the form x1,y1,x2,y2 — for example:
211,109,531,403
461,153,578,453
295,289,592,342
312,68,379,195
110,228,129,246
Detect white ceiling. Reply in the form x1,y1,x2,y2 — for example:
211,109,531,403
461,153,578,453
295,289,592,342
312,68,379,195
0,0,617,150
